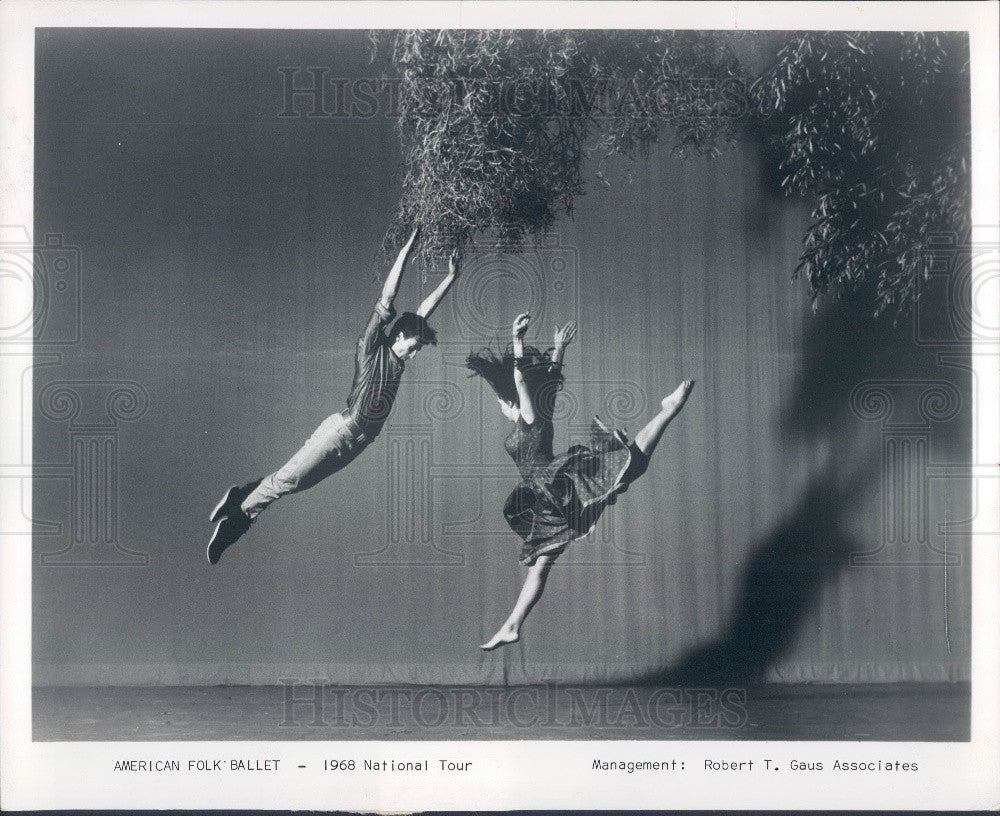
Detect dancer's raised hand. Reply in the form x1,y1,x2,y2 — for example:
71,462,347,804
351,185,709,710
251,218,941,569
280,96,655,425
383,226,420,307
512,312,531,339
554,321,577,349
416,244,460,319
393,226,420,269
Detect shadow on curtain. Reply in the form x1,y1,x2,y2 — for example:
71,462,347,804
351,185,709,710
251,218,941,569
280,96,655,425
641,286,960,685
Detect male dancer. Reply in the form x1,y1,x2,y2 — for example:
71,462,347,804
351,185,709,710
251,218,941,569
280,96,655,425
207,229,458,563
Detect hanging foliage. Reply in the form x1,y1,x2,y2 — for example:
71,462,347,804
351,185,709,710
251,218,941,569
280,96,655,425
375,29,970,320
374,30,744,258
752,32,970,317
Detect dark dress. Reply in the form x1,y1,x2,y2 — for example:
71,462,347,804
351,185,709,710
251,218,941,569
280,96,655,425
503,415,648,565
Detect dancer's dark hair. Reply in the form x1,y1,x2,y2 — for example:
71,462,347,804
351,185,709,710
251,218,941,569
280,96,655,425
392,312,438,346
466,341,564,421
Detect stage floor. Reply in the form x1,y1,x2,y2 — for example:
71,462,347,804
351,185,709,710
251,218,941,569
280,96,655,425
33,682,969,741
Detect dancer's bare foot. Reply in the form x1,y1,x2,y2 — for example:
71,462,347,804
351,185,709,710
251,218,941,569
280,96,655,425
662,379,695,414
480,624,519,651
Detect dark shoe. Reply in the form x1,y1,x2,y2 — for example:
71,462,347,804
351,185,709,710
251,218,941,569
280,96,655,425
209,480,261,523
207,511,251,565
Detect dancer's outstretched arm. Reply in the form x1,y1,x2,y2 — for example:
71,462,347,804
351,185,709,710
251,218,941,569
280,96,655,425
380,227,419,309
512,312,536,425
551,320,577,366
480,554,555,650
416,251,460,318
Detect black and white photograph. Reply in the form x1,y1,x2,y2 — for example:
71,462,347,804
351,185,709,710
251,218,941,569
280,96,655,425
1,1,998,812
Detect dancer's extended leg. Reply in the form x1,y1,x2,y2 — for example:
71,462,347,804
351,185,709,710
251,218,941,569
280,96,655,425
208,412,367,564
480,554,555,650
239,413,365,520
633,380,695,458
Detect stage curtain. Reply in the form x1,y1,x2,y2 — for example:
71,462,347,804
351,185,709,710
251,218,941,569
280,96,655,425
32,30,971,686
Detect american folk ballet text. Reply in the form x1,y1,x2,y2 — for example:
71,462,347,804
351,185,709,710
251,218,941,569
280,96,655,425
113,759,280,772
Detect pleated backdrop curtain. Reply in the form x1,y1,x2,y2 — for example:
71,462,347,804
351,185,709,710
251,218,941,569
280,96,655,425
32,30,970,686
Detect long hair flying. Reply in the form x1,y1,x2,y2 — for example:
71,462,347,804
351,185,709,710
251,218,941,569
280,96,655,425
466,341,564,421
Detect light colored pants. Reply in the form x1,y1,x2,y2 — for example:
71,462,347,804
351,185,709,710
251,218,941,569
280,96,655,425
241,412,369,519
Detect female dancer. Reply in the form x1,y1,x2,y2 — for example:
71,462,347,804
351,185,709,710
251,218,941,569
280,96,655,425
467,312,694,650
